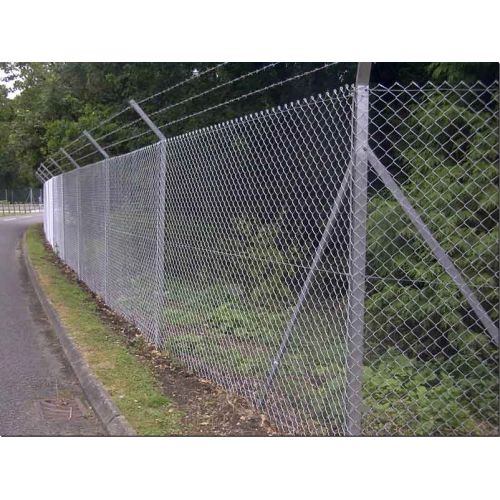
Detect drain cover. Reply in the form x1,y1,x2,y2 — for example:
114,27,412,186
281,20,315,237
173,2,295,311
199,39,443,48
35,398,88,421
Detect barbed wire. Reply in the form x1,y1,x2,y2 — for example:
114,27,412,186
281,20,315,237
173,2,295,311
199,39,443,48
37,62,337,176
67,140,93,158
60,133,87,153
149,62,281,118
93,117,143,143
104,129,153,152
86,105,132,134
81,64,235,147
73,148,102,165
157,62,337,131
137,62,229,105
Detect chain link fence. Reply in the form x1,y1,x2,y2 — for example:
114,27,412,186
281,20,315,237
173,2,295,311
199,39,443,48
1,188,43,215
43,80,499,436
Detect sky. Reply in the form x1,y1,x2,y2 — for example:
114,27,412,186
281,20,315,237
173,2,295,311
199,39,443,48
0,67,21,98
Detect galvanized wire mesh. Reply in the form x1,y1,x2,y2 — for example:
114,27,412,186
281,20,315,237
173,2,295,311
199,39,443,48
42,80,499,436
364,81,499,436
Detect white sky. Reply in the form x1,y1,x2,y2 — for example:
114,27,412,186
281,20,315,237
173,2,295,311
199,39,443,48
0,67,21,98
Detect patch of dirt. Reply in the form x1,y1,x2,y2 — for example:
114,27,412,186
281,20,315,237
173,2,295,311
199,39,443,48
40,228,278,436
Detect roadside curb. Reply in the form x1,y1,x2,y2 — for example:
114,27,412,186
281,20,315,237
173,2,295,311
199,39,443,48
22,230,137,436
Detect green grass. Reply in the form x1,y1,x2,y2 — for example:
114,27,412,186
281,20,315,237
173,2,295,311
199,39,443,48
25,223,186,435
1,212,38,217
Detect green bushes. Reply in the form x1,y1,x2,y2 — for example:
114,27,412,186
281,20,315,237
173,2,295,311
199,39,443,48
363,86,499,434
363,349,497,436
366,89,499,355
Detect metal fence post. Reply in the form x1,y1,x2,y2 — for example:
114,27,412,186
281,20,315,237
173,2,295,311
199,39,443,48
104,162,110,304
345,62,371,436
76,168,81,277
129,99,167,347
155,141,167,348
367,149,499,345
129,100,167,142
61,176,66,261
83,130,110,296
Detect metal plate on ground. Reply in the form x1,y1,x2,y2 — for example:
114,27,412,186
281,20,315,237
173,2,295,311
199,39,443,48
35,398,88,421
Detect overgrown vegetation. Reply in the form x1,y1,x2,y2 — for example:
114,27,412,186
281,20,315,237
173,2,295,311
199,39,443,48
363,78,499,435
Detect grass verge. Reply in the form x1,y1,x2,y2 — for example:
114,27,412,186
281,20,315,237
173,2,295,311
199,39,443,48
25,223,185,436
1,212,36,217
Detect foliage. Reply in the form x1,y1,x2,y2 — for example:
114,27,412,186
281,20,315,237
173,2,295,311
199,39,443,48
2,62,496,189
362,349,495,436
366,87,499,358
0,62,357,188
363,76,499,435
232,215,304,306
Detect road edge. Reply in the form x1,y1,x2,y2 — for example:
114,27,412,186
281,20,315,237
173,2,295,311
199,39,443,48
22,230,137,436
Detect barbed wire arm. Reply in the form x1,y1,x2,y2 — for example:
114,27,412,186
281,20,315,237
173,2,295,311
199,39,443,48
129,100,166,141
60,148,80,169
39,163,54,179
35,168,48,182
83,130,110,159
50,158,64,174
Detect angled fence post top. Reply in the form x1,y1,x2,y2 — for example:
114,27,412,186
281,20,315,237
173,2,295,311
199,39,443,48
356,62,372,87
83,130,110,159
50,157,64,174
60,148,80,169
129,99,166,142
40,162,54,179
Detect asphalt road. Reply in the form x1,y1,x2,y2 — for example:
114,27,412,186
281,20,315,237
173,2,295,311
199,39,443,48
0,215,105,436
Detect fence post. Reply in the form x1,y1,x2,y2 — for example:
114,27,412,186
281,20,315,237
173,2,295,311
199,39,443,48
83,130,111,297
104,162,110,304
345,62,371,437
76,169,81,277
61,176,66,261
129,98,167,347
367,149,499,346
129,100,167,142
154,141,167,348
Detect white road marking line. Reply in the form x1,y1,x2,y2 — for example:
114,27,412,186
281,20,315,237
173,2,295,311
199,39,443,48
3,218,16,221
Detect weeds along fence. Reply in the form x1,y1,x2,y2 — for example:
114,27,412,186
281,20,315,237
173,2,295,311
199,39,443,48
42,80,499,436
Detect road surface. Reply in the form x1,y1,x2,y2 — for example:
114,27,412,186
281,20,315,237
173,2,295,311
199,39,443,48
0,214,105,435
